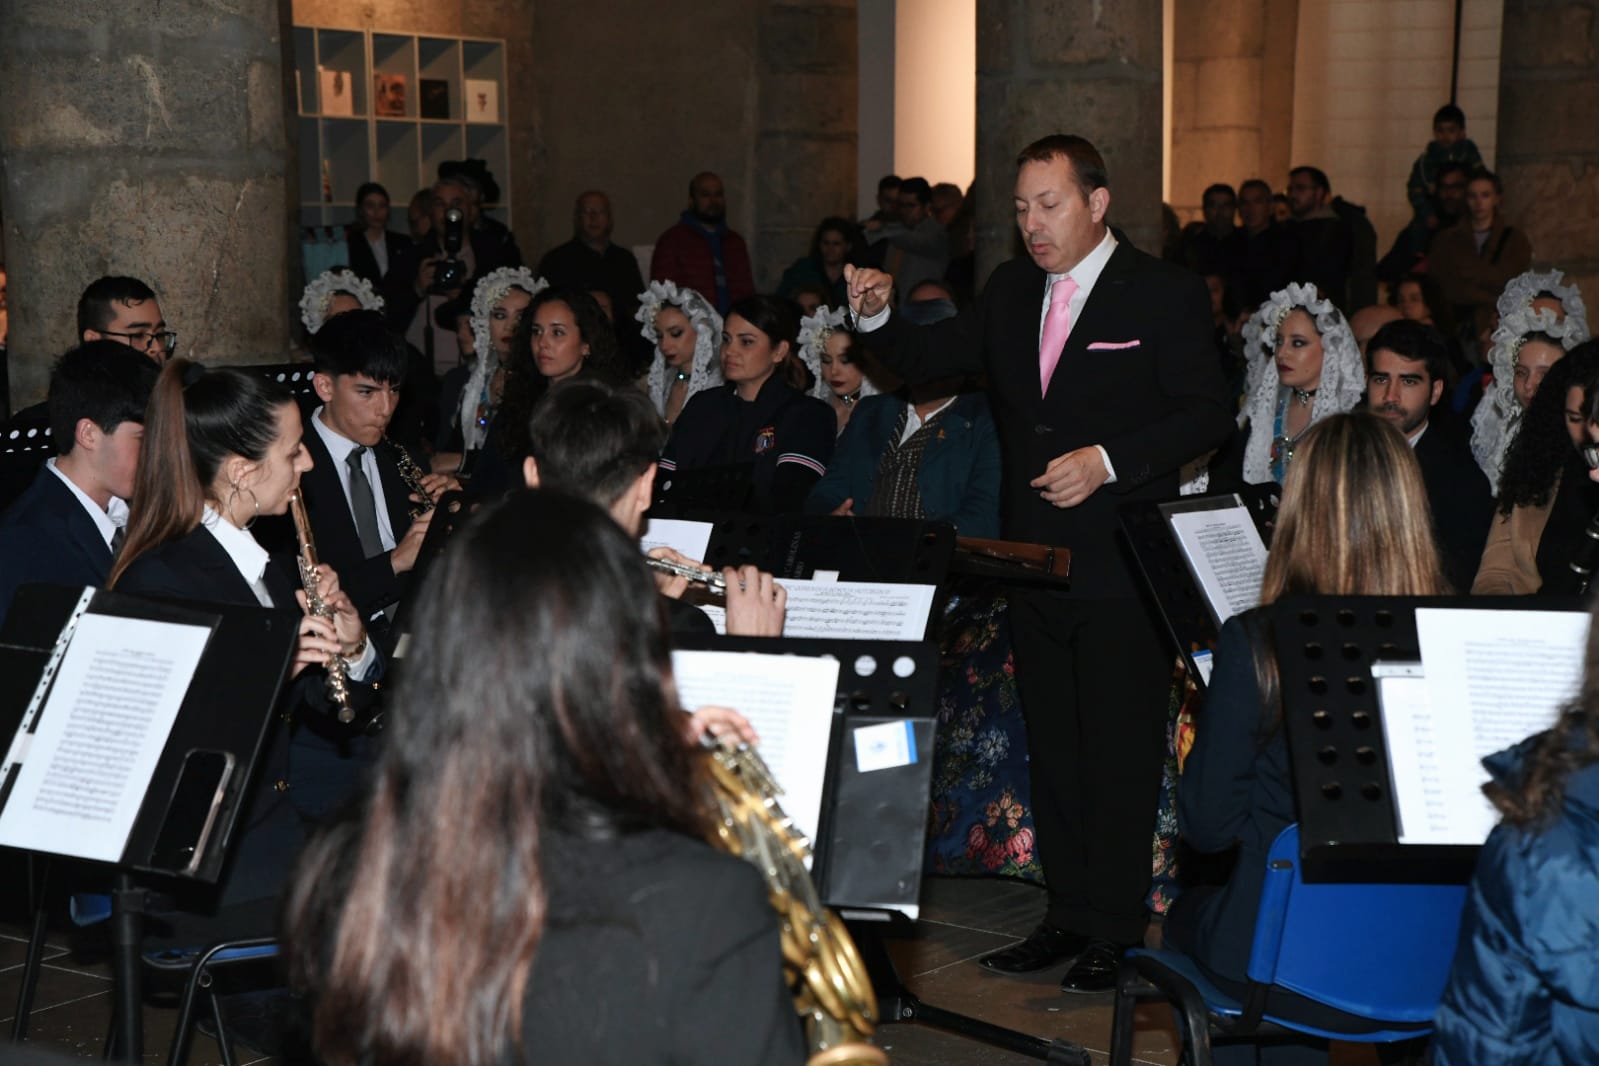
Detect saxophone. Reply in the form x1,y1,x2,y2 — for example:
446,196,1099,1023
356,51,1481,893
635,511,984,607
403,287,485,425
288,490,354,723
702,743,887,1066
386,437,434,519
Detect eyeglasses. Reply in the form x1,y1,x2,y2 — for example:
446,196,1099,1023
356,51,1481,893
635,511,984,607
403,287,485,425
101,329,178,353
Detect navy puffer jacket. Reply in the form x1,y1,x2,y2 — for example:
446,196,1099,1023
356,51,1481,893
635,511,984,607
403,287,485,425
1433,736,1599,1064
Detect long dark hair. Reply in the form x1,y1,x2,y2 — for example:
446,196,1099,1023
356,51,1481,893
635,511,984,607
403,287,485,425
283,490,708,1066
108,359,290,586
1497,341,1599,516
494,288,624,457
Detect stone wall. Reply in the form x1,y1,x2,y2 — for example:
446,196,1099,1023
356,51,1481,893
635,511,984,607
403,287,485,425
975,0,1165,284
1497,0,1599,307
0,0,295,402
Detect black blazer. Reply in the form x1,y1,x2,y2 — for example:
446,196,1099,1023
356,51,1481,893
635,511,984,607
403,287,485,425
255,421,421,620
864,238,1234,597
1412,415,1493,592
0,467,114,627
345,227,419,324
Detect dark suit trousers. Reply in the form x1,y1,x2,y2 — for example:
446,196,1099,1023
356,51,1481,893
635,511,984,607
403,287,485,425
1007,588,1171,943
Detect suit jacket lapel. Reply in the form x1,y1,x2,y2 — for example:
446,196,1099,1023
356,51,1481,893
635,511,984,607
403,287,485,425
299,425,366,561
1042,241,1135,404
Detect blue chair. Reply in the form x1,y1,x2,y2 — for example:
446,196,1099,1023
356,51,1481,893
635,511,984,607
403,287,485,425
1109,824,1469,1066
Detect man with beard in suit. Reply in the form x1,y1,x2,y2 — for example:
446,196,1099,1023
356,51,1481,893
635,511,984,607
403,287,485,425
846,133,1232,993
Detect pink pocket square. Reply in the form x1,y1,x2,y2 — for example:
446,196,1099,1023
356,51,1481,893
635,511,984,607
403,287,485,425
1087,340,1141,350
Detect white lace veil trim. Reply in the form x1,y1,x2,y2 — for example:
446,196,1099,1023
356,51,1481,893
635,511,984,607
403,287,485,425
1240,282,1366,485
461,267,548,452
797,305,880,403
299,269,383,333
1494,269,1591,343
1469,304,1587,493
636,280,724,417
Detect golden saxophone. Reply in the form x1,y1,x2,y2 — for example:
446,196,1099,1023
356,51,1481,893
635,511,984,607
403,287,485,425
386,437,434,519
288,490,354,723
702,742,886,1066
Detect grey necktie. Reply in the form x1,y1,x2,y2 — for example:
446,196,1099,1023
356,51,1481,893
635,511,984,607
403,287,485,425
110,525,126,557
346,447,384,559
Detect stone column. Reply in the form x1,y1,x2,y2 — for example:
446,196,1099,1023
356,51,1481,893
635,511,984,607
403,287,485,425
1496,0,1599,305
754,0,860,291
0,0,294,404
975,0,1164,285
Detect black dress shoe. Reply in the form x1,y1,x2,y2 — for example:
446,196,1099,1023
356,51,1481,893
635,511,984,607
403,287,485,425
979,923,1090,974
1059,937,1126,993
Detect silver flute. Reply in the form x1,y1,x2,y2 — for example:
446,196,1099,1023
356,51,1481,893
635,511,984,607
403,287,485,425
644,556,727,595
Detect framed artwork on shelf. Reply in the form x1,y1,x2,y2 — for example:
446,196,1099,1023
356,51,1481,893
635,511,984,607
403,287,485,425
465,79,498,123
319,68,354,116
375,73,407,117
419,79,450,119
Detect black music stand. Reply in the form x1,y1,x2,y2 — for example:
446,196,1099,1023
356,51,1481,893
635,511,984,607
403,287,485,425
388,488,471,656
693,513,955,585
672,633,1093,1065
1271,593,1584,884
653,461,755,515
0,584,296,1061
1120,490,1275,692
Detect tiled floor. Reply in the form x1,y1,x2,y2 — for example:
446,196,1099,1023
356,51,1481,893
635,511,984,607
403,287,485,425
0,876,1383,1065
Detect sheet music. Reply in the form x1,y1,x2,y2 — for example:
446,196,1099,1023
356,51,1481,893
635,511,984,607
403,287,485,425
780,580,936,641
672,649,840,849
0,615,212,861
1168,505,1267,627
639,518,714,563
1382,609,1589,846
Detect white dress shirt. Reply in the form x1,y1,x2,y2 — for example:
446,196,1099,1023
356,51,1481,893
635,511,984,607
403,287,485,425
202,506,379,678
899,396,958,445
310,407,398,553
45,458,126,551
855,228,1120,481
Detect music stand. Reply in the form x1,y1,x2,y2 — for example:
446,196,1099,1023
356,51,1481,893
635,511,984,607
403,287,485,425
652,461,755,515
388,488,471,656
687,513,955,585
0,583,297,1061
1271,593,1584,884
1120,490,1274,691
672,632,1093,1064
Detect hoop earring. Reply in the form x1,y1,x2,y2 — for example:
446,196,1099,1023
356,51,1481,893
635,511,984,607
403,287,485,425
227,481,262,531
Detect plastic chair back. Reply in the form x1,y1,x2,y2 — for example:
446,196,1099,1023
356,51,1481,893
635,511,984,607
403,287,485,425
1246,824,1468,1022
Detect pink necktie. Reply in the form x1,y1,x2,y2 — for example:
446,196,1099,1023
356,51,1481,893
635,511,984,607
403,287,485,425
1038,276,1079,393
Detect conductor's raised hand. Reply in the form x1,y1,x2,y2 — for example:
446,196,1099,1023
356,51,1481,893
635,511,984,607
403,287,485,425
1031,447,1110,508
844,264,893,319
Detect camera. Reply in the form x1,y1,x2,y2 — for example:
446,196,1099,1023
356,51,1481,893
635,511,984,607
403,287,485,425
431,207,468,293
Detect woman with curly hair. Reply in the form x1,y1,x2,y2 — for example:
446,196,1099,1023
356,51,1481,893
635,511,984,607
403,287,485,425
1474,341,1599,595
635,280,723,424
1435,518,1599,1059
1237,282,1366,485
797,305,881,436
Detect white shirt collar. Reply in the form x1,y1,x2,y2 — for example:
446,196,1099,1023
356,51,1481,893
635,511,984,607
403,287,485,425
311,405,360,465
1406,422,1428,448
1047,228,1117,294
45,457,124,550
201,505,272,593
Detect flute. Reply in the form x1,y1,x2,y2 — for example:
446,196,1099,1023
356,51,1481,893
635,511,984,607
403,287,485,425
644,556,727,595
288,490,355,722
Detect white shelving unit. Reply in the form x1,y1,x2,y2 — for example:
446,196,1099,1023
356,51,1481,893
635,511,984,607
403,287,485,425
293,26,510,232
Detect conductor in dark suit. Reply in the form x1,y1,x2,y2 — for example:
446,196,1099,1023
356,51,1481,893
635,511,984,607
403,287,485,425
846,134,1233,991
0,341,157,627
256,311,442,641
1365,318,1492,590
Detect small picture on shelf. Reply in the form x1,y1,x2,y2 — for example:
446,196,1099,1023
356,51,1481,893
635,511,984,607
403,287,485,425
419,79,450,120
375,73,407,117
319,68,354,116
465,79,499,123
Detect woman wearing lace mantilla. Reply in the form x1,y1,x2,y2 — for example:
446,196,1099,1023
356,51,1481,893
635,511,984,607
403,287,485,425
635,280,722,424
797,305,881,436
299,269,384,336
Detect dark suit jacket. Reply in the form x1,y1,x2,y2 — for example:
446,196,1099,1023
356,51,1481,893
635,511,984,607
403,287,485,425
0,466,114,628
344,227,419,322
862,237,1234,597
255,421,421,621
1413,415,1493,592
804,392,1002,537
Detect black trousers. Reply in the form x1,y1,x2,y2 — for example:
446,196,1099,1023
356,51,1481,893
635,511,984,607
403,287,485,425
1007,588,1171,944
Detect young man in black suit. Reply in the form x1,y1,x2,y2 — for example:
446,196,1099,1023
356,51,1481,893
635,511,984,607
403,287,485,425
1365,318,1493,589
846,134,1233,992
0,341,157,626
257,310,439,642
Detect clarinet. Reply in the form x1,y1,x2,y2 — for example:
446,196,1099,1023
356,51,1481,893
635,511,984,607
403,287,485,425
387,437,435,519
1570,510,1599,595
288,490,355,723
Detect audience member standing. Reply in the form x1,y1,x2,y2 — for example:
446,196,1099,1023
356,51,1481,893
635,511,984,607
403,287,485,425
1225,179,1296,311
1405,104,1484,241
537,190,647,357
650,171,756,315
871,177,950,301
1431,170,1533,343
1285,167,1354,311
344,181,418,321
1180,183,1239,277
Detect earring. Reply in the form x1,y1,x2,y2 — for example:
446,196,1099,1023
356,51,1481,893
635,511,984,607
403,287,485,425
227,481,262,531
